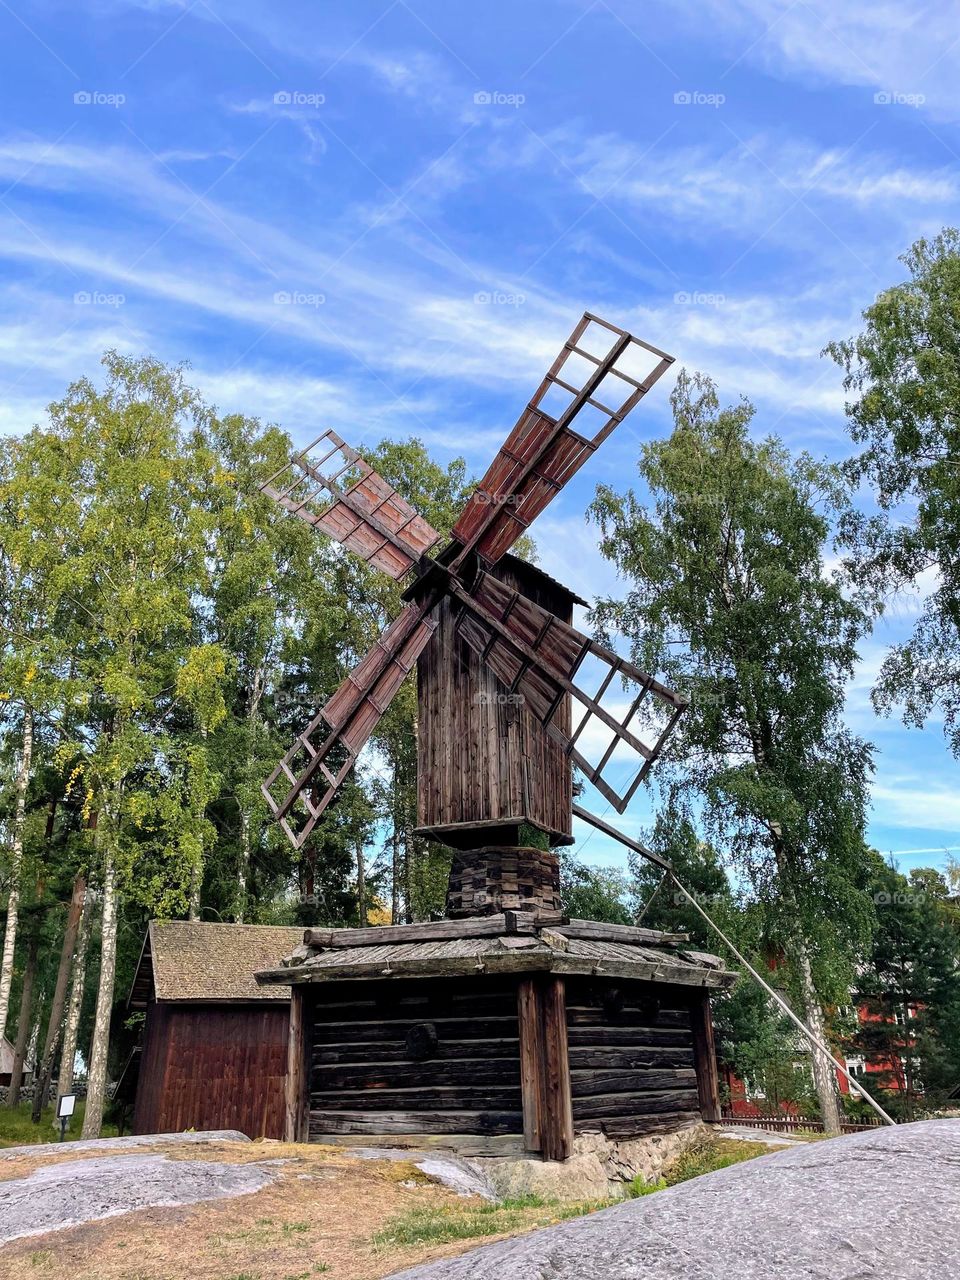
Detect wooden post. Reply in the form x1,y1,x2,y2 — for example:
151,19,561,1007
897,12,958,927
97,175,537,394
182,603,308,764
517,977,543,1152
284,987,308,1143
690,990,721,1123
516,975,573,1161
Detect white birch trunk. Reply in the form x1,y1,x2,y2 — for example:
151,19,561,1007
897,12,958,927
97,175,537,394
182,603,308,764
55,887,92,1124
0,711,33,1044
81,808,119,1138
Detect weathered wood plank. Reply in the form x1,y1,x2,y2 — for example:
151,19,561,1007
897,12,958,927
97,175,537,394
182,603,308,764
302,914,532,949
517,977,543,1153
566,1007,690,1028
309,1109,523,1136
569,1067,696,1096
567,1026,692,1048
572,1088,700,1119
581,1110,701,1139
313,1015,520,1044
567,1046,694,1070
540,976,573,1161
313,1038,520,1066
690,990,721,1123
313,1058,522,1090
560,920,688,946
284,987,308,1143
310,1087,523,1111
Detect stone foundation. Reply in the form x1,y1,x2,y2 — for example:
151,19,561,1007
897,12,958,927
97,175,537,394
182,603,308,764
471,1121,712,1202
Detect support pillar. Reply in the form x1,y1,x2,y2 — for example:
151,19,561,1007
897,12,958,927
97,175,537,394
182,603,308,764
517,974,573,1161
690,990,721,1123
284,986,308,1143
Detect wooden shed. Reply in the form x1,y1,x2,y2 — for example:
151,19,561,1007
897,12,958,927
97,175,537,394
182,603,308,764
128,921,303,1139
257,914,734,1158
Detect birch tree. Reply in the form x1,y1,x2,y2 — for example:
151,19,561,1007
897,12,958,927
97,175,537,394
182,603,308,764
590,371,874,1134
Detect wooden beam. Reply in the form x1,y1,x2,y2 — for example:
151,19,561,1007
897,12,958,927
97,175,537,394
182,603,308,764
517,977,544,1153
284,987,308,1143
540,976,574,1162
690,991,721,1123
559,919,688,946
302,914,534,949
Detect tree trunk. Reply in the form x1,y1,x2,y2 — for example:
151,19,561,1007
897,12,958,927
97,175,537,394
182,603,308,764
770,835,841,1136
356,837,366,925
32,874,86,1122
6,932,39,1107
55,886,92,1121
81,812,119,1139
236,664,265,925
0,711,33,1044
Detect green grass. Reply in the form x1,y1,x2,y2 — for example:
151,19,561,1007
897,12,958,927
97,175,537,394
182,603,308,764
0,1101,119,1148
374,1193,630,1249
664,1137,778,1185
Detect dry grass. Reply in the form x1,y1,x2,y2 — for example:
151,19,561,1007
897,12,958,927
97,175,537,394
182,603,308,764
0,1133,783,1279
0,1140,587,1280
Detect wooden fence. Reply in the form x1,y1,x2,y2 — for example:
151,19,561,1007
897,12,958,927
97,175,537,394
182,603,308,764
719,1111,884,1134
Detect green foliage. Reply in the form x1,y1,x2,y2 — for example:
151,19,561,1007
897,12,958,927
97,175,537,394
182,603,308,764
560,859,635,923
850,852,960,1116
828,229,960,754
589,370,875,1002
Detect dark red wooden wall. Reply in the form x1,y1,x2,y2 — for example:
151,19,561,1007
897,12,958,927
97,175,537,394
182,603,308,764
133,1002,289,1139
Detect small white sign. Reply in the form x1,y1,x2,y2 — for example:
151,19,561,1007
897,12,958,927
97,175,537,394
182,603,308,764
57,1094,76,1119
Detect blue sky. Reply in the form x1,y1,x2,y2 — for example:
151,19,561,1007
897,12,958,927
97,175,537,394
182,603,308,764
2,0,958,877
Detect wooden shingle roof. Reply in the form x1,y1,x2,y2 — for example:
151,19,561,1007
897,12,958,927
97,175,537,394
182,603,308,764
255,914,735,990
129,921,305,1007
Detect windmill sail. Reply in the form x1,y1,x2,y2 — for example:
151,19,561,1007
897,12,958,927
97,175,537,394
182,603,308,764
261,429,440,580
451,571,686,812
448,313,673,569
262,602,438,848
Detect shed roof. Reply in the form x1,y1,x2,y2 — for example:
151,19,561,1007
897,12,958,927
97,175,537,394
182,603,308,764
129,921,304,1007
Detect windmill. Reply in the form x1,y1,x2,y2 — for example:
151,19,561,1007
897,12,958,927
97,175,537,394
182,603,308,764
259,312,686,886
253,314,741,1157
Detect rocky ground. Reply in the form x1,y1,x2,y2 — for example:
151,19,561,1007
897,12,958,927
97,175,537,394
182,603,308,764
390,1119,960,1280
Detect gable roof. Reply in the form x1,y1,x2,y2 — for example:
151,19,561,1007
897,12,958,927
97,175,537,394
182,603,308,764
129,921,305,1007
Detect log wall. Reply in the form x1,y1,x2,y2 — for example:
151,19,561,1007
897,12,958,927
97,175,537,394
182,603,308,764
565,978,703,1139
307,977,523,1138
416,558,574,845
133,1002,289,1139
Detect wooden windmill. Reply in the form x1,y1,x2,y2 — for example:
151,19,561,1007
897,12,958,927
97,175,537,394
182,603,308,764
260,313,686,898
255,314,733,1157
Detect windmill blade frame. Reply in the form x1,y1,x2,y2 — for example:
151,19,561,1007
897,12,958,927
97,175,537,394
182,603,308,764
447,313,674,569
260,429,441,581
450,570,686,813
262,601,439,848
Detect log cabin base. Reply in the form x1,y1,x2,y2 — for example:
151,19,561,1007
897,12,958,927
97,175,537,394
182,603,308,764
257,914,734,1158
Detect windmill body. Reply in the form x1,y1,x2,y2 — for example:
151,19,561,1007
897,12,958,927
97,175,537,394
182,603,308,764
254,313,734,1163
